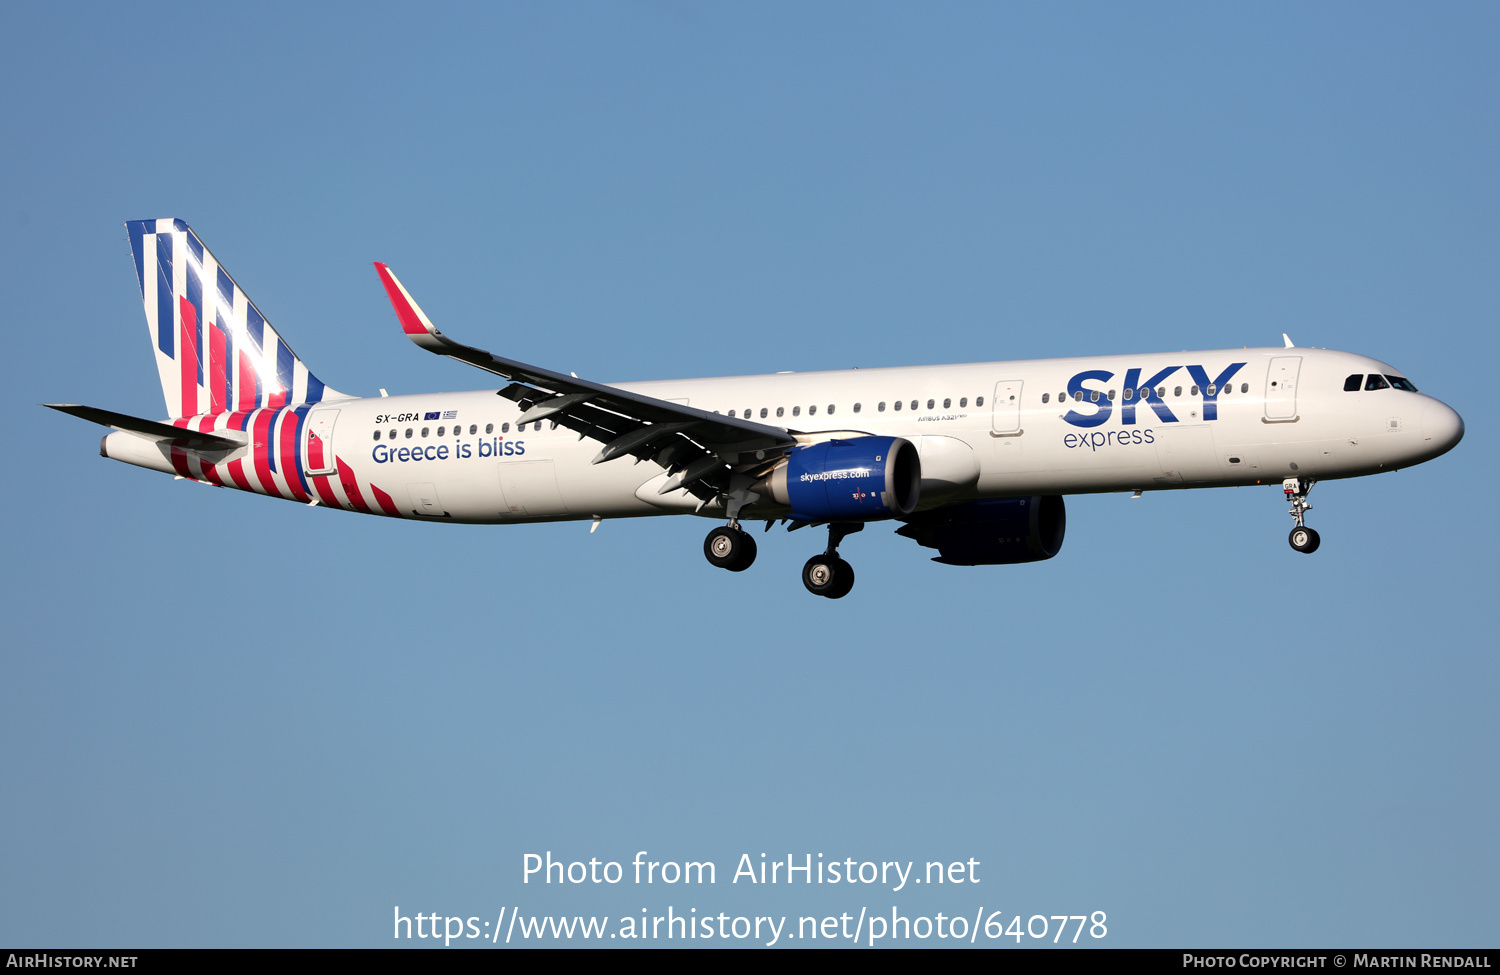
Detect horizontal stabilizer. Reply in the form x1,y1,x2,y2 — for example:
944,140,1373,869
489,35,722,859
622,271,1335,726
45,404,244,450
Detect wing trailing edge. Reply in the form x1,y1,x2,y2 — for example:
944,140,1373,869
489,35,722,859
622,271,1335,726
372,263,798,498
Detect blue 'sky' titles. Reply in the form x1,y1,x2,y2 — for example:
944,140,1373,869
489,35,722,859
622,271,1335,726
1063,363,1245,428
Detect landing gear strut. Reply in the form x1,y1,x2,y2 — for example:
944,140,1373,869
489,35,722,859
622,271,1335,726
1283,477,1320,554
803,523,861,599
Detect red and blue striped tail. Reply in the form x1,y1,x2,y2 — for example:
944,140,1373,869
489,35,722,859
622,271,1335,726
125,219,345,418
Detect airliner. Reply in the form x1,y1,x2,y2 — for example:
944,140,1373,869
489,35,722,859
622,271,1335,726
49,220,1465,598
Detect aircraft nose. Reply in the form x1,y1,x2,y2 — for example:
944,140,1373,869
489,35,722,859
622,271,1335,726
1422,398,1464,457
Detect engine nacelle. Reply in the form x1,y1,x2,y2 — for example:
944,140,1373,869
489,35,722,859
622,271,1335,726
895,496,1066,565
757,436,921,522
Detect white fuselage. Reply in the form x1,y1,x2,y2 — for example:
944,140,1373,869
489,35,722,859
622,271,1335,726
173,345,1453,524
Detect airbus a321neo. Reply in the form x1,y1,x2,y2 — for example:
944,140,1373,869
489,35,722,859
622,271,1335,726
49,220,1465,598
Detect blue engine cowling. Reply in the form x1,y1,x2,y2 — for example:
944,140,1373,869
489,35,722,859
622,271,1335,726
895,496,1066,565
758,436,921,522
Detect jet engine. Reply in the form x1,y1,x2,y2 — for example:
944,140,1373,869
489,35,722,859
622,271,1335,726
755,436,921,522
896,496,1066,565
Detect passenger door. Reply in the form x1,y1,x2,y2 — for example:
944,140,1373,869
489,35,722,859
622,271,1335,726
991,381,1023,435
304,408,340,476
1264,357,1301,420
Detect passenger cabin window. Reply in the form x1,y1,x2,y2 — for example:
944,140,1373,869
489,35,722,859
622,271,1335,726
793,406,801,416
1240,383,1248,393
877,402,886,412
893,401,901,411
1345,374,1363,391
1365,374,1390,391
853,403,861,413
760,408,768,419
959,397,968,408
1042,393,1050,404
975,396,984,406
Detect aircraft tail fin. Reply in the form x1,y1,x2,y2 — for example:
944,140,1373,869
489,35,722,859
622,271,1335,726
125,219,346,418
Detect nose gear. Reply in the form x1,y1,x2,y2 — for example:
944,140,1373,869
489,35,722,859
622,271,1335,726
1283,478,1320,554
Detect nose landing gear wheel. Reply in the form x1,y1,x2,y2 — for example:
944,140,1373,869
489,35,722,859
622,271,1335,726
705,526,757,571
1282,477,1321,555
802,555,855,599
1289,526,1321,554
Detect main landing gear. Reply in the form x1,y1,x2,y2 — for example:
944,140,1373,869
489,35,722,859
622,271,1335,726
1284,477,1320,554
702,519,862,598
802,523,861,599
704,524,757,572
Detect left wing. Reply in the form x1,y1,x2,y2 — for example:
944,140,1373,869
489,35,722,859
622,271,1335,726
373,263,799,501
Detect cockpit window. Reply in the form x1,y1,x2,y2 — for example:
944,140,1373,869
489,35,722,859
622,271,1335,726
1344,374,1363,392
1386,375,1419,392
1365,374,1390,391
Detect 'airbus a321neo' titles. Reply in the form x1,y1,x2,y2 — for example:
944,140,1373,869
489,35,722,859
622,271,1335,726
50,220,1465,598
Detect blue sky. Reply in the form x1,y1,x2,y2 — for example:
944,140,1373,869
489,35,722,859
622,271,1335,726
2,2,1496,948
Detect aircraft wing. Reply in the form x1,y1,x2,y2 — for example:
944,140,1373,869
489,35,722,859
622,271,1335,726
374,263,799,500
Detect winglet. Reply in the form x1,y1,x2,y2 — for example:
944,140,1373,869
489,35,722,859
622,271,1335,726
1283,333,1295,348
374,262,447,352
